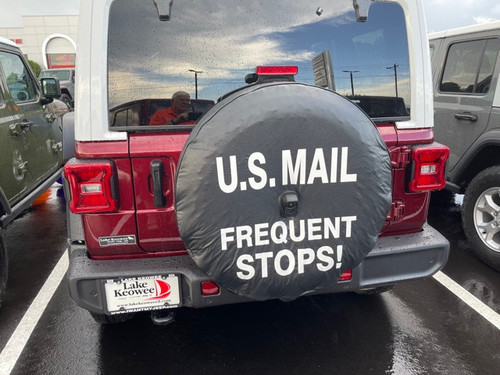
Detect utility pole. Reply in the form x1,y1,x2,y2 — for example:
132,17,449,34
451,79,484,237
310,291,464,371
188,69,203,99
386,63,399,97
343,70,359,96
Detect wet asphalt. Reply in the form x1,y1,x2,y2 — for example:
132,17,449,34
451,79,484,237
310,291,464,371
0,185,499,375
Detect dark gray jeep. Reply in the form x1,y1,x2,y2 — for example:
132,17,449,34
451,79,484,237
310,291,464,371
430,21,500,271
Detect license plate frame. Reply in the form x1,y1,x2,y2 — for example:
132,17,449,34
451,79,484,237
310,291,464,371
103,274,180,314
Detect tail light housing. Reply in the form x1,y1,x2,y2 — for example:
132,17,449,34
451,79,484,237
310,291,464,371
256,65,298,75
246,65,298,84
409,145,449,192
64,160,118,213
338,269,352,281
201,281,220,296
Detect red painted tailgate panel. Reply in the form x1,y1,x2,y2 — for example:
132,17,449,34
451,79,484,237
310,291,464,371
129,132,190,252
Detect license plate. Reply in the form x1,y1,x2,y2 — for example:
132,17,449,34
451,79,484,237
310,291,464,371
104,275,180,314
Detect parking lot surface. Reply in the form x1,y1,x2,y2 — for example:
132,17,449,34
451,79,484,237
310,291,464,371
0,186,499,375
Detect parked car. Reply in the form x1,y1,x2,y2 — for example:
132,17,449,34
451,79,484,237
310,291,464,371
429,21,500,271
63,0,450,325
347,96,410,118
109,98,215,127
39,68,75,109
0,37,74,307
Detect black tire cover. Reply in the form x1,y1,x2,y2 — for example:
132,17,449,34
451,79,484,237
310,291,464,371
175,82,392,301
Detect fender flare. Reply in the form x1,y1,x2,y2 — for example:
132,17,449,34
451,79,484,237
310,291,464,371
448,128,500,188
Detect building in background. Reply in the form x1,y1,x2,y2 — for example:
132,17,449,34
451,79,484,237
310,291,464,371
0,15,78,69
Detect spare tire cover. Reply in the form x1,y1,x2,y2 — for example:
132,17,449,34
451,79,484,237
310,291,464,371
175,82,392,301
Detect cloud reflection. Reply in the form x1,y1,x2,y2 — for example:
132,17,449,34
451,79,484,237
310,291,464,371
107,0,409,108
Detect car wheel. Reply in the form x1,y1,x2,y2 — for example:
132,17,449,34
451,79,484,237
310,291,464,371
175,82,393,301
0,231,8,309
59,94,72,109
462,166,500,271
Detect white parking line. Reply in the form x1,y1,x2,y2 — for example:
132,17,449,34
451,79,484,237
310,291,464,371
0,256,499,375
0,252,68,375
433,271,500,330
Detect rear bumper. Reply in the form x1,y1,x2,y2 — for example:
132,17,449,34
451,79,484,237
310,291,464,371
67,223,449,315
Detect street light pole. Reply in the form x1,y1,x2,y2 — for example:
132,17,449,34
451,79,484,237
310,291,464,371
188,69,203,99
386,63,399,97
343,70,359,96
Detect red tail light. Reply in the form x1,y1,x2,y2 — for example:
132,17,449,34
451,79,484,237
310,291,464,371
64,160,118,213
409,145,450,192
338,269,352,281
256,65,298,75
201,281,220,296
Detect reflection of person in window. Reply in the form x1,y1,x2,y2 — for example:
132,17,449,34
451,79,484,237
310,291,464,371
150,91,195,125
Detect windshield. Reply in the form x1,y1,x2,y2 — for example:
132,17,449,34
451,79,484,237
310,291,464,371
39,69,71,80
108,0,410,127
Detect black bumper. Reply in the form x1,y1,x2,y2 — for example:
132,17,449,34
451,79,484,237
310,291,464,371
67,223,449,314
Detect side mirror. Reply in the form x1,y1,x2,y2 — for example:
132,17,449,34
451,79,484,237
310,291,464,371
40,77,62,104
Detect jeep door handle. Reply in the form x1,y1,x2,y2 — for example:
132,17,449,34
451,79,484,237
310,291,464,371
18,120,34,130
9,120,33,136
151,160,167,208
454,112,478,122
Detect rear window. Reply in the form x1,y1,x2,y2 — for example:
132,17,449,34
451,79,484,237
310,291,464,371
39,69,72,81
107,0,410,128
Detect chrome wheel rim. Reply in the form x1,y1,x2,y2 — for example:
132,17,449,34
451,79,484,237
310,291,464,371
473,187,500,252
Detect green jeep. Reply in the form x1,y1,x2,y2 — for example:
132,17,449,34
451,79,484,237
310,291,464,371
0,37,74,307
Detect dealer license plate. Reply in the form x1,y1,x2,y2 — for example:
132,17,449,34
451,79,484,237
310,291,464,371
104,275,180,314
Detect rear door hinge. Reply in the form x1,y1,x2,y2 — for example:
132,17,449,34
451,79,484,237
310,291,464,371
390,146,411,168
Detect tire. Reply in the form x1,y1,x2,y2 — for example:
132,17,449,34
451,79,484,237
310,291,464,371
89,311,134,324
462,166,500,271
175,82,392,301
59,94,72,109
0,231,8,309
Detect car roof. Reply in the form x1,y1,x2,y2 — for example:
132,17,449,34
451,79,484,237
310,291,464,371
0,36,20,49
429,20,500,40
